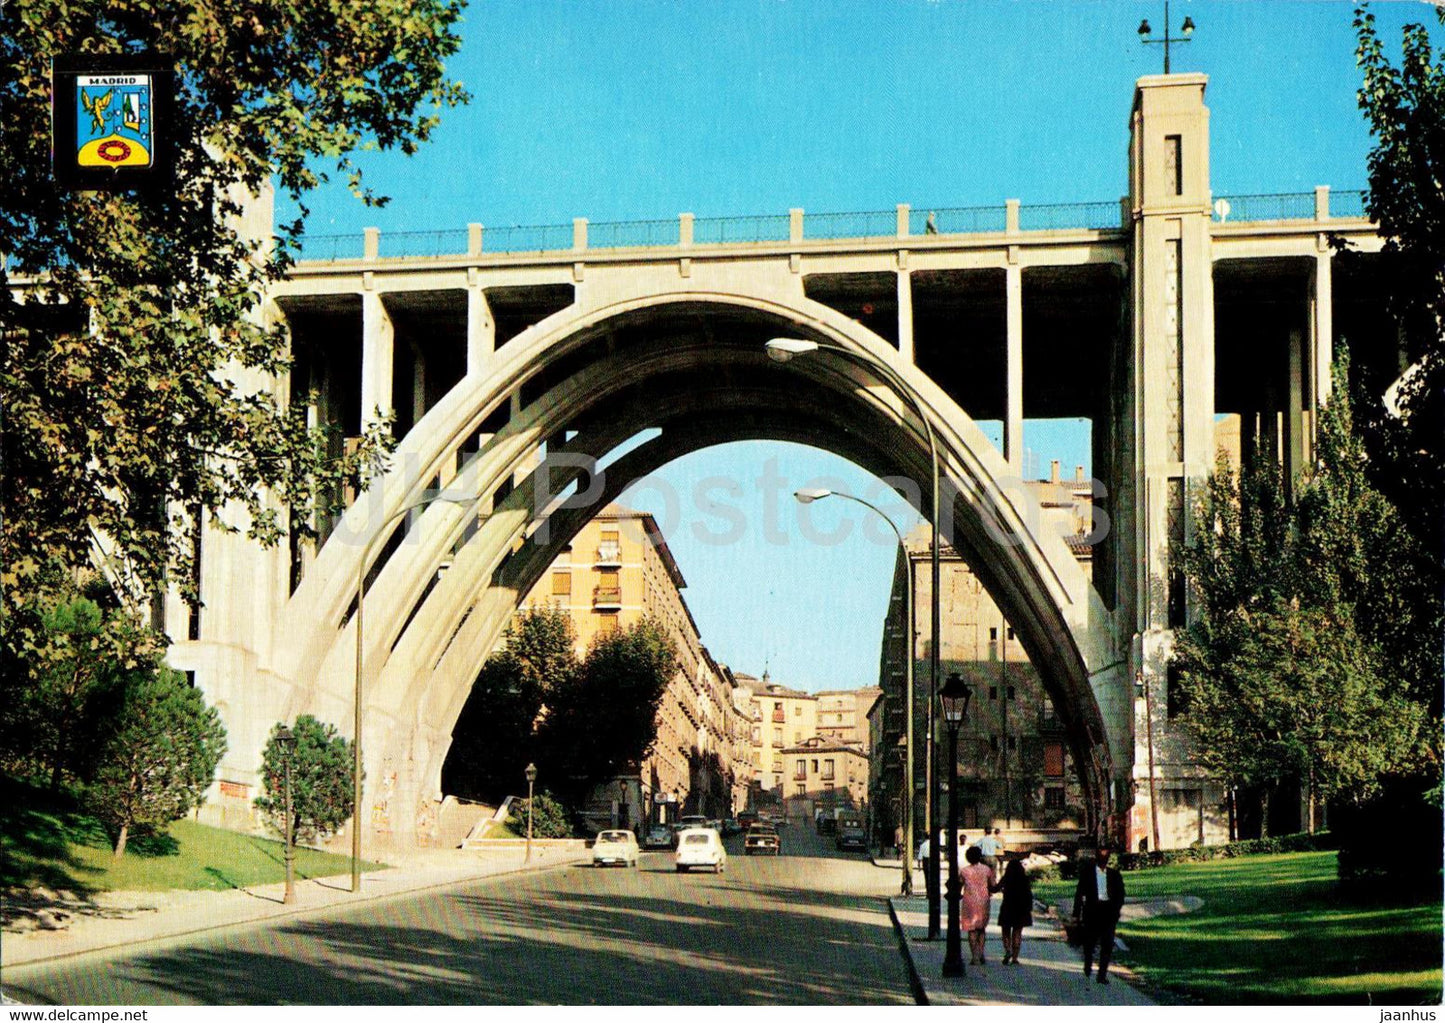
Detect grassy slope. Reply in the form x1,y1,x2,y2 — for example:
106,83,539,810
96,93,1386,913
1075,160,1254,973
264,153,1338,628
1035,851,1443,1005
2,779,383,894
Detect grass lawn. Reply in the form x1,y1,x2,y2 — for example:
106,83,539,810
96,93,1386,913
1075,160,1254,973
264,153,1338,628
2,777,385,895
1035,851,1443,1005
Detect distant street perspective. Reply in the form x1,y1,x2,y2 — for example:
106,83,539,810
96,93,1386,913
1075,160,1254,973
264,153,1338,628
3,0,1442,1010
6,831,916,1005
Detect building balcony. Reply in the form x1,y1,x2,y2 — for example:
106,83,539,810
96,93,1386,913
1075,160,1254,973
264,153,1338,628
593,586,622,610
595,542,622,566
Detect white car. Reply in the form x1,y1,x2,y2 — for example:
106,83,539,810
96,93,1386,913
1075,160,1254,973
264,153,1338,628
674,827,727,873
592,829,640,867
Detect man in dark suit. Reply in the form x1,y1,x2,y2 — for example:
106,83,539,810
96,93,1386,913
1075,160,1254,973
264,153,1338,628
1072,844,1126,984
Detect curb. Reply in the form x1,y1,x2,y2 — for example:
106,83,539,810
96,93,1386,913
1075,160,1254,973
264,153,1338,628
886,898,928,1006
2,851,589,972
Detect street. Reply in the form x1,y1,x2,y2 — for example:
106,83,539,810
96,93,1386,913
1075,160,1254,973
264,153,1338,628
2,827,915,1005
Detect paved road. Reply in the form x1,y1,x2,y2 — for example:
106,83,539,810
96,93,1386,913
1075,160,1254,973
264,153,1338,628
3,826,914,1005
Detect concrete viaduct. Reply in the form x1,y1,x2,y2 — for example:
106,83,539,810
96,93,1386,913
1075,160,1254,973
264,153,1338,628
169,75,1384,850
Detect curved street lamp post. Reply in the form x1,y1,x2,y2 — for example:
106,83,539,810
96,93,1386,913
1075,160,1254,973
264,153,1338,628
795,486,913,897
769,338,943,932
353,491,475,892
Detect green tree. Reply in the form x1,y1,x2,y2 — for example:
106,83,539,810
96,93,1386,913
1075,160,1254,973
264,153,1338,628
1,1,466,645
1175,360,1430,832
0,574,167,790
84,669,227,857
254,716,357,846
538,617,678,809
442,607,576,804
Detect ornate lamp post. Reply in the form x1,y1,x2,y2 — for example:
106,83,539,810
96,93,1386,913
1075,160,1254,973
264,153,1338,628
1137,2,1195,74
795,486,913,896
940,671,974,977
770,337,943,933
276,724,297,905
524,762,538,864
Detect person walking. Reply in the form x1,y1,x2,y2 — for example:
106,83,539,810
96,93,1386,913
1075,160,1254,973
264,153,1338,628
993,857,1033,965
960,845,995,965
1072,844,1126,984
976,828,1001,878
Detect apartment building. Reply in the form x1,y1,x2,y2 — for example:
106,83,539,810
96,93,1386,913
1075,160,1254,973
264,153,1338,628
520,505,754,828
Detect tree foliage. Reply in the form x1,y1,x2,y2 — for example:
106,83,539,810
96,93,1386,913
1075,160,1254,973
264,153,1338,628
443,608,678,817
84,668,227,858
538,617,678,810
517,790,573,840
0,0,467,638
254,715,357,846
1174,356,1433,827
1351,5,1445,643
442,607,575,805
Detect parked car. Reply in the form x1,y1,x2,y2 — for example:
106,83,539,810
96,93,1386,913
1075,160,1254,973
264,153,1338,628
678,815,708,831
737,810,759,828
720,817,741,837
592,829,640,867
744,824,781,856
674,827,727,873
835,824,868,852
643,825,675,850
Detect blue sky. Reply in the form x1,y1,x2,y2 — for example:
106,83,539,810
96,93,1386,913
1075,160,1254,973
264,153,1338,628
283,1,1437,692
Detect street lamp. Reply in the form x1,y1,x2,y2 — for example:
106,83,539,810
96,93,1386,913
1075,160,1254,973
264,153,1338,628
352,490,475,893
795,486,913,898
939,671,974,978
770,337,944,936
276,724,297,905
1137,1,1195,74
524,762,538,864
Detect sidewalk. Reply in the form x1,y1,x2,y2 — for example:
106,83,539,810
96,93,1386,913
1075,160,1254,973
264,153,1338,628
1,844,590,970
871,852,1154,1006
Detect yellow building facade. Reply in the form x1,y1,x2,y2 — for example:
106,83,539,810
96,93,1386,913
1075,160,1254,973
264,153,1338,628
520,505,754,827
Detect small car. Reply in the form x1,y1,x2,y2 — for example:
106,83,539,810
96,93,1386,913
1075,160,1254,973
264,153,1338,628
836,825,868,852
643,825,675,849
744,824,781,856
720,818,741,836
592,829,640,867
674,827,727,873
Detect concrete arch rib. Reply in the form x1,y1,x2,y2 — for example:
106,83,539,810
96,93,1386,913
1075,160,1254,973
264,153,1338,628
276,290,1124,845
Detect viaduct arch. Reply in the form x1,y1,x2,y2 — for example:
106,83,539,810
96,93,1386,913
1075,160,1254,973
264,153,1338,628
267,290,1124,847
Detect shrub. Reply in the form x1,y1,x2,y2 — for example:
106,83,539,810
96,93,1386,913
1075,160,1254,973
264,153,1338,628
255,717,357,846
514,790,572,839
1116,831,1338,871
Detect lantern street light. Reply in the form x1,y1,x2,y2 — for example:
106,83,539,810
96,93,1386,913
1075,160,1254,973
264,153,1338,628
939,671,974,978
351,491,475,893
275,724,297,905
524,762,539,864
796,486,914,897
1137,1,1196,75
769,337,945,936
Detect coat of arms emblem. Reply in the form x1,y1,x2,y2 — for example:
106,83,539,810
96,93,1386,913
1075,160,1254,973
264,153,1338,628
75,73,153,168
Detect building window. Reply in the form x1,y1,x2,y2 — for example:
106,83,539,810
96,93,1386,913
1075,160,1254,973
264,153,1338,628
1043,741,1065,778
597,613,619,637
1166,661,1189,719
793,705,801,716
811,759,818,772
1044,787,1065,810
990,736,1000,753
989,686,998,700
1008,736,1017,751
795,784,806,798
1165,134,1183,195
772,728,783,747
794,762,807,781
1006,627,1015,641
551,570,571,595
1007,685,1016,701
822,760,835,781
772,774,782,788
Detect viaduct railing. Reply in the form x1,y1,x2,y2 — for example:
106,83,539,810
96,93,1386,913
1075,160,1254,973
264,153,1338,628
295,188,1371,263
